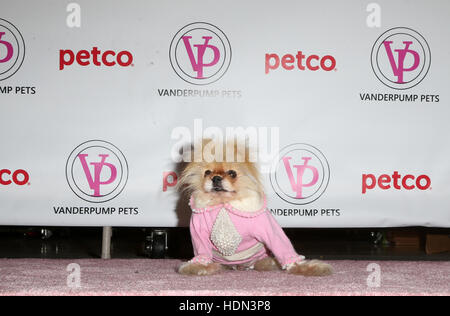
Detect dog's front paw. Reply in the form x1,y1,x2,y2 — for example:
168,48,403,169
287,260,333,276
178,261,223,276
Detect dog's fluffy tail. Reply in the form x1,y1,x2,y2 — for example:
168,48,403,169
287,260,333,276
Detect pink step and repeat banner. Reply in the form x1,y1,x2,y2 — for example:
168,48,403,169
0,0,449,227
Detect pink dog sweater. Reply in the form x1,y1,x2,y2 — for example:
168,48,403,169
188,196,305,269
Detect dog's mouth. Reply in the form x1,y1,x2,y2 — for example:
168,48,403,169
210,185,236,194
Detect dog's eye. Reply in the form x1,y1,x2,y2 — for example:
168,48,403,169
204,170,211,177
227,170,237,178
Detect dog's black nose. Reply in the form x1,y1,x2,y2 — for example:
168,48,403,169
212,176,222,184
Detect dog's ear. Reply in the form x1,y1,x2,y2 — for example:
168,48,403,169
178,161,200,193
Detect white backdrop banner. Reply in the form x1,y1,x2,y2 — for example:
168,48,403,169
0,0,449,227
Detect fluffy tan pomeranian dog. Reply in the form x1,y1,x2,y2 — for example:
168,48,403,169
177,140,332,276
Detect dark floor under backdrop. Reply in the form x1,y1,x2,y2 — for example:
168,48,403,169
0,226,448,261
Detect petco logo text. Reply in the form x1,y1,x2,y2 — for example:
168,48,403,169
0,169,29,186
362,172,431,194
59,47,133,70
163,171,178,192
265,52,336,74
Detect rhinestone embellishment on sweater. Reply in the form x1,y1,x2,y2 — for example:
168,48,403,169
210,208,242,256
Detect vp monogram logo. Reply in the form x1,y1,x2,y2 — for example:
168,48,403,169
270,144,330,205
182,36,220,79
66,140,128,203
78,154,117,197
383,41,420,84
170,22,232,85
0,19,25,81
371,27,431,90
0,32,13,63
282,157,319,199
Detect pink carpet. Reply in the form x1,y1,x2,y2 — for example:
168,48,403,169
0,259,448,296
